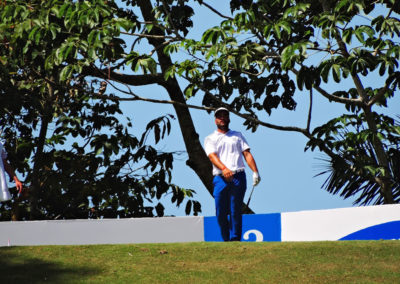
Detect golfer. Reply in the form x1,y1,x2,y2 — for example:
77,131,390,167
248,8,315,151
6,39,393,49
204,107,261,241
0,141,23,201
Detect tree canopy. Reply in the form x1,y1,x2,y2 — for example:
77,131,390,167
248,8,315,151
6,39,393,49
0,0,202,220
0,0,399,221
171,0,400,205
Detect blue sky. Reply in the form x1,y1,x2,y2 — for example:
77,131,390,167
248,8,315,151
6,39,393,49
118,1,399,217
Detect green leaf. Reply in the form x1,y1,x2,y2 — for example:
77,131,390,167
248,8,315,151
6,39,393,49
28,26,38,41
87,30,99,45
263,24,273,38
95,147,103,156
145,24,153,32
342,28,353,44
58,3,70,17
113,18,133,32
184,84,195,99
332,64,341,83
273,23,281,40
377,132,385,140
60,65,73,81
164,65,176,80
354,26,374,43
87,48,96,59
296,66,306,91
163,43,179,55
279,20,291,35
185,200,192,215
154,124,160,144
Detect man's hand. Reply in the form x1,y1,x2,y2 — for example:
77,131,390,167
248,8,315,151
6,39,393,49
207,153,234,182
243,150,260,186
253,172,261,186
222,167,234,182
13,176,23,194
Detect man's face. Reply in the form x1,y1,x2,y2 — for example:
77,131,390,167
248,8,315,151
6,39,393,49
215,111,230,131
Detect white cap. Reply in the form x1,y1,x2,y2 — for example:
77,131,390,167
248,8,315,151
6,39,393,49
214,107,229,117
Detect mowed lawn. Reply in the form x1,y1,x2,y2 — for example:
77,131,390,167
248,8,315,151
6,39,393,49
1,241,399,283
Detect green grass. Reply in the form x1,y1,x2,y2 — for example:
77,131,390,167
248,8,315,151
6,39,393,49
1,241,399,283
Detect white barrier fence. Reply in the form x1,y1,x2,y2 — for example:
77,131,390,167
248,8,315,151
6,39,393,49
281,204,400,241
1,205,399,246
0,216,203,247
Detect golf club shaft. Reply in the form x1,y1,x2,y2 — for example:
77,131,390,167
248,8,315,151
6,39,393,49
246,185,255,208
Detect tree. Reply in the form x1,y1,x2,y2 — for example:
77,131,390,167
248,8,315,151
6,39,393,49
0,0,201,220
175,0,400,205
3,0,398,220
1,0,257,218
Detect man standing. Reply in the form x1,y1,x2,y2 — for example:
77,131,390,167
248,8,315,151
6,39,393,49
204,107,261,241
0,141,23,201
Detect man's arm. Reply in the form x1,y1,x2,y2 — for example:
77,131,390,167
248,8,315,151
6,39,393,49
3,158,23,194
242,149,258,172
242,149,261,186
208,153,234,182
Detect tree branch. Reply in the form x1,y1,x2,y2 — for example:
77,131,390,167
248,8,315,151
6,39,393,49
314,84,363,105
147,39,175,57
83,64,165,86
94,78,310,135
93,80,216,112
199,88,310,134
200,1,233,20
307,88,313,132
291,69,364,105
120,31,177,40
367,83,390,107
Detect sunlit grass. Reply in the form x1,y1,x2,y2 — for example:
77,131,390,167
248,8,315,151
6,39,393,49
1,241,399,283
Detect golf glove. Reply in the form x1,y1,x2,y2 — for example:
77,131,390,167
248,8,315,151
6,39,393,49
253,172,261,186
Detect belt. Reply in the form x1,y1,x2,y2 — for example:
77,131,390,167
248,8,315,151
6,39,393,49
215,168,245,176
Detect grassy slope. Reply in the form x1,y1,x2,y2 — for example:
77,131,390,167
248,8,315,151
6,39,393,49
1,241,399,283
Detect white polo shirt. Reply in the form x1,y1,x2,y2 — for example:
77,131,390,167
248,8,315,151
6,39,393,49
204,130,250,176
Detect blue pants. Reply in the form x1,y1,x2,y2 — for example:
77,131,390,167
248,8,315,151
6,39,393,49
213,171,247,241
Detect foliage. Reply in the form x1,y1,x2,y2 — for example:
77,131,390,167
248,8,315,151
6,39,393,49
310,114,400,204
0,85,201,219
2,0,399,216
0,0,201,220
169,0,400,205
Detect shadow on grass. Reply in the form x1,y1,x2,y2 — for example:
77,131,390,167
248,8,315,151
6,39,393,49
0,248,101,283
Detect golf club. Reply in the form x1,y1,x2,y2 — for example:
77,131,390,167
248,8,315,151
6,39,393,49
246,185,255,208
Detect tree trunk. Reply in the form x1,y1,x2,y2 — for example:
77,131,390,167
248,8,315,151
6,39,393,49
363,107,394,204
29,82,54,219
138,0,213,192
29,113,49,219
